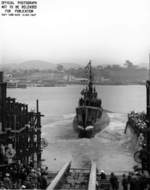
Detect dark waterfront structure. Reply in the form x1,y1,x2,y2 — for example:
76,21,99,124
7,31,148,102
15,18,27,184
126,55,150,174
0,72,43,171
146,55,150,118
144,55,150,173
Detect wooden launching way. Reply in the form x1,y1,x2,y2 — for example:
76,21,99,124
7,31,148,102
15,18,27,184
47,161,91,190
46,161,126,190
47,161,99,190
88,161,96,190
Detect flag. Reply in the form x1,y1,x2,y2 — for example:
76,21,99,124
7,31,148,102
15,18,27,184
84,60,92,78
84,60,93,82
85,60,91,72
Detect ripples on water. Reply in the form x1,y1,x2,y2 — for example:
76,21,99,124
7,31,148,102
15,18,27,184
42,112,136,174
8,86,142,173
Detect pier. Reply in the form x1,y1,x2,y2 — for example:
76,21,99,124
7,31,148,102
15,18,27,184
125,55,150,175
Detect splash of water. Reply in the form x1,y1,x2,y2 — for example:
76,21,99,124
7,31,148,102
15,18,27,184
42,112,136,173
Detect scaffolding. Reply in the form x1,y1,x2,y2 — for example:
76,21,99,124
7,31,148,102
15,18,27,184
0,72,43,172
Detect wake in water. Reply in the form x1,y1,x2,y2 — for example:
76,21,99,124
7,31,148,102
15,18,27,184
42,111,136,174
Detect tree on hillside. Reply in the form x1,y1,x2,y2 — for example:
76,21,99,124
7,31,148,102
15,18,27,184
124,60,134,68
56,64,64,72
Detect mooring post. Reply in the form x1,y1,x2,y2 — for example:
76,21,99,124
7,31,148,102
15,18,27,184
46,161,71,190
88,161,97,190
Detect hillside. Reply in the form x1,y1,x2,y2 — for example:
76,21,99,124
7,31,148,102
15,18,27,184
0,60,81,71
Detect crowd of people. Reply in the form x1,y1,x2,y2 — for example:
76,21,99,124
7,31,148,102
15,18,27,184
97,170,150,190
0,163,150,189
128,111,147,131
0,163,49,189
78,86,102,108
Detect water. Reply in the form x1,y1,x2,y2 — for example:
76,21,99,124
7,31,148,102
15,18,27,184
7,85,146,173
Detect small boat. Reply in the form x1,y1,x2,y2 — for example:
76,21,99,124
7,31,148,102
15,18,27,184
73,61,103,138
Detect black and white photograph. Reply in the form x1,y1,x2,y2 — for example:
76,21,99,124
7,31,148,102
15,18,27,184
0,0,150,189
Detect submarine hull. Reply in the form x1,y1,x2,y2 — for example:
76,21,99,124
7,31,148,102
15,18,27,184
73,110,109,138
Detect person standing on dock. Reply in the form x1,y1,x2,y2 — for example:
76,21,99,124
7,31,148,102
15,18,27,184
100,170,107,179
121,174,128,190
137,133,145,148
109,172,119,190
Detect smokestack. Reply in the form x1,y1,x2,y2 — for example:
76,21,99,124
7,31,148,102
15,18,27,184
0,72,3,82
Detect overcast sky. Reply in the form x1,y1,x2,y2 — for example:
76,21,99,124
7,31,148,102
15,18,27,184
1,0,150,66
